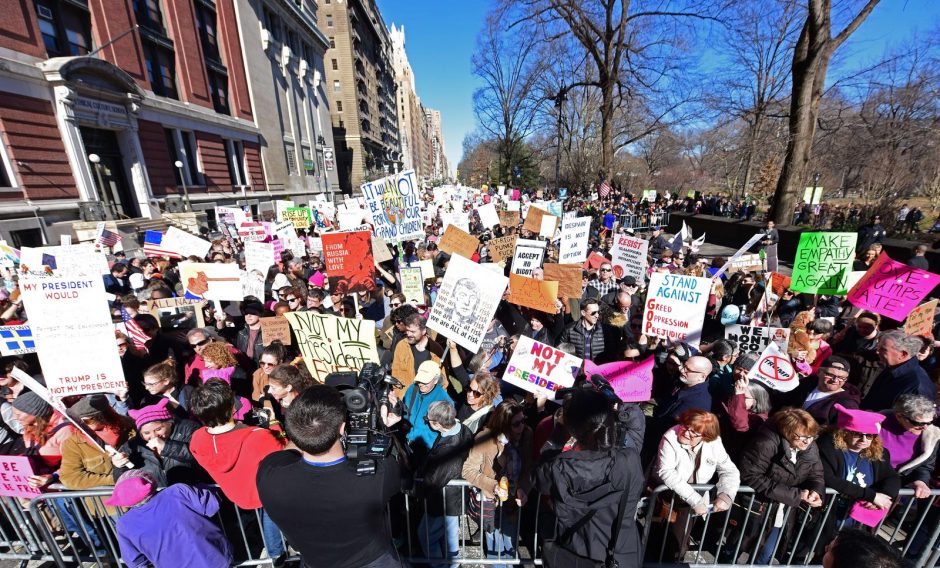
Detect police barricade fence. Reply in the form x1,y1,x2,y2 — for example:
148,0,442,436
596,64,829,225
618,211,670,232
0,482,936,567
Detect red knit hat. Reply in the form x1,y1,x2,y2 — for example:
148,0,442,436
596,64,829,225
128,398,172,429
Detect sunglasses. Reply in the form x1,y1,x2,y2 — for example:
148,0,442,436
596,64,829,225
848,431,876,440
467,388,483,398
260,361,277,368
390,303,402,308
116,342,128,347
189,338,210,348
586,310,599,316
285,297,299,303
600,268,612,272
905,417,933,427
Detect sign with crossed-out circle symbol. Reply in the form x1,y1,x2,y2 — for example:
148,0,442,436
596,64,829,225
758,355,794,383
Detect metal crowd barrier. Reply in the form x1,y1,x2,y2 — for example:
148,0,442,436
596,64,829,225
0,482,937,567
617,210,670,232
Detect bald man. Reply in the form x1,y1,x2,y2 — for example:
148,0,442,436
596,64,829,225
654,355,714,425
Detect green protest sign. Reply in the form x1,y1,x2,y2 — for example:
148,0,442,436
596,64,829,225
790,232,857,295
283,207,311,230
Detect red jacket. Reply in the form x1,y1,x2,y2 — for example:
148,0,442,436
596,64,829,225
190,425,283,509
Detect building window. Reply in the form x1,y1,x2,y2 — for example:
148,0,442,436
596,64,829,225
196,4,221,62
331,58,338,70
333,80,340,92
34,0,92,57
285,143,297,173
208,70,230,115
0,142,15,189
133,0,165,33
336,101,342,111
225,140,247,186
164,129,202,186
263,8,281,42
329,36,335,48
143,43,178,99
326,15,332,27
302,146,313,175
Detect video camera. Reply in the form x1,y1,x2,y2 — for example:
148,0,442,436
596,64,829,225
325,363,403,476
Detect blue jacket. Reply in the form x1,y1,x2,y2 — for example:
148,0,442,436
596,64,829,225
656,381,712,422
403,384,453,453
861,357,935,412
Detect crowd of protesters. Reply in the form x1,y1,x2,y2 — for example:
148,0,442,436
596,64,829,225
0,183,935,568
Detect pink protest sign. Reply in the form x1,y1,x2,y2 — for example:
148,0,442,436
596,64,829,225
584,356,655,403
849,501,889,527
847,252,940,321
0,456,42,499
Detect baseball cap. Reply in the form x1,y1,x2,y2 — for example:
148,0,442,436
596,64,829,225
821,356,852,375
413,361,442,384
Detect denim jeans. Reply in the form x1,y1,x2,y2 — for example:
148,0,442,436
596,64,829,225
484,510,518,568
258,508,286,559
51,497,104,554
417,514,459,568
756,526,782,564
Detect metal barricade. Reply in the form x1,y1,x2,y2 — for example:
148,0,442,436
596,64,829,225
618,211,670,232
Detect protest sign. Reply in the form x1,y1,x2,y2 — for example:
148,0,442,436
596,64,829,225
20,244,108,277
711,233,765,280
440,211,470,233
729,254,764,273
144,297,206,329
511,239,547,277
488,235,517,263
274,200,295,222
609,235,648,282
905,299,938,337
273,221,295,243
179,262,243,301
748,341,798,393
507,200,520,212
282,207,312,230
371,235,393,264
237,222,266,242
0,325,35,356
504,336,581,399
724,325,791,354
261,316,292,346
476,203,500,228
766,244,779,272
847,252,940,321
543,263,582,299
0,456,42,499
321,230,376,294
427,254,507,352
400,266,424,304
161,226,211,259
790,232,857,295
244,241,275,299
642,272,711,348
284,312,379,382
216,206,248,227
539,214,559,238
558,217,591,264
360,169,423,242
584,356,655,403
523,207,552,234
509,273,558,313
413,259,435,283
583,252,608,271
498,211,519,228
438,225,480,259
19,275,126,397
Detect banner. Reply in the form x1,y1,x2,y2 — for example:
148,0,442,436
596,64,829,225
511,238,546,277
282,207,312,230
284,312,379,382
476,203,500,228
847,252,940,321
427,254,507,352
360,169,423,242
642,272,711,348
0,456,42,499
711,233,765,280
20,275,126,397
321,230,376,294
244,241,275,299
584,356,655,403
0,325,35,356
609,235,648,282
488,235,517,263
260,316,292,346
790,232,857,295
509,273,558,313
748,341,798,393
559,216,591,264
905,299,938,337
543,263,582,299
438,225,480,259
179,262,243,301
400,266,424,304
724,325,791,354
504,336,581,399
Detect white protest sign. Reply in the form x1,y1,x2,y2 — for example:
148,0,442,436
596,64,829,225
539,215,558,239
511,239,547,277
504,336,581,399
642,272,711,348
244,242,275,299
360,169,424,243
400,266,424,304
476,203,500,229
427,254,508,352
19,275,126,397
724,325,791,354
274,200,295,222
748,341,798,393
559,216,591,263
712,233,765,280
162,226,211,259
609,234,648,282
273,221,295,243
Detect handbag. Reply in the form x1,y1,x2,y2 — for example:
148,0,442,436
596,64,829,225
542,478,632,568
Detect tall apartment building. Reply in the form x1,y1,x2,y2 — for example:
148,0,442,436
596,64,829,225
425,108,448,181
233,0,339,196
320,0,401,193
0,0,268,244
389,24,429,183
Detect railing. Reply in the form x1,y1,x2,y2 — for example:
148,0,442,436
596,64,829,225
618,210,670,232
0,482,936,567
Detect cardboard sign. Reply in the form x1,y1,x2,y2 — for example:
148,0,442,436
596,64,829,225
724,325,791,354
361,170,423,242
504,336,581,399
20,244,108,277
274,200,295,222
415,259,435,283
238,222,267,242
284,312,379,382
0,456,42,499
748,341,798,393
400,267,424,304
905,299,938,337
523,207,552,234
273,221,295,243
584,356,655,403
642,272,711,348
790,232,857,295
712,233,765,280
488,235,517,263
847,252,940,321
321,230,376,294
371,235,393,264
19,275,126,397
543,263,582,299
0,325,35,356
261,316,292,346
476,203,500,228
729,254,763,273
144,297,207,329
161,226,211,259
427,254,508,352
283,207,312,230
498,210,519,228
609,235,648,282
510,238,546,277
509,273,558,313
507,200,520,212
438,225,480,259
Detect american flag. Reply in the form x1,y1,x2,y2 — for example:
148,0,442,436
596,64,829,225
599,180,612,198
143,231,181,259
120,306,150,354
97,228,121,248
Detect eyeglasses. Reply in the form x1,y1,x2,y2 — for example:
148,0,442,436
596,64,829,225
847,431,876,440
822,371,849,382
682,364,705,375
260,361,277,368
143,379,165,387
794,434,817,443
600,268,612,272
390,303,402,308
189,338,210,348
683,427,703,439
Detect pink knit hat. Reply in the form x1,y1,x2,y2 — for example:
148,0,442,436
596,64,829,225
834,403,885,435
104,471,157,507
308,272,325,288
127,398,172,429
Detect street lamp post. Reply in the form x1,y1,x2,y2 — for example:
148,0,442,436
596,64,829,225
87,153,114,220
554,88,567,192
174,160,191,211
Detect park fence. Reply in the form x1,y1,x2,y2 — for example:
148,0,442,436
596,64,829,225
0,482,936,567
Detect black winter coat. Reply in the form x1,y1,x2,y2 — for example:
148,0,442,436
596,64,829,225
816,434,900,504
536,447,644,568
417,424,473,516
113,419,207,487
739,424,826,508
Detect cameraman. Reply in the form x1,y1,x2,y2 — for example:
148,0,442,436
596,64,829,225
256,384,405,568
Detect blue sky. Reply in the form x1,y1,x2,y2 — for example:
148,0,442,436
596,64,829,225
377,0,939,176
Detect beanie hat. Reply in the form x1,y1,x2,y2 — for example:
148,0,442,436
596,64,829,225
308,272,325,288
127,398,172,429
68,394,111,420
104,470,157,507
12,392,53,420
733,353,759,372
834,403,885,435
